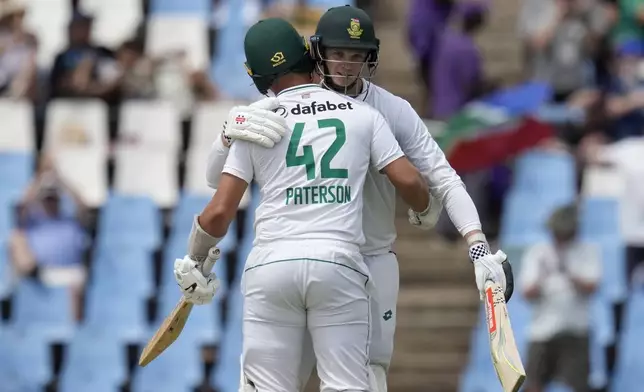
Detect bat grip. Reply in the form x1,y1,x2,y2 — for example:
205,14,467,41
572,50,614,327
201,247,219,275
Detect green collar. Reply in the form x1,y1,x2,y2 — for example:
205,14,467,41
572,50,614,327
277,84,321,96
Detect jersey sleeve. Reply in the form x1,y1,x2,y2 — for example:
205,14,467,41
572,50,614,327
370,111,404,171
392,100,463,200
222,140,254,184
206,135,231,189
391,99,483,235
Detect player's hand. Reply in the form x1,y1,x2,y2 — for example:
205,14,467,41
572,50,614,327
174,255,220,305
408,193,442,230
469,244,514,302
223,97,288,148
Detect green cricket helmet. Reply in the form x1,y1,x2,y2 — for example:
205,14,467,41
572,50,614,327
244,18,314,95
310,5,380,94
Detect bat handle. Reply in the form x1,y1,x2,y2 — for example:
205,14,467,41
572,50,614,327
201,247,219,275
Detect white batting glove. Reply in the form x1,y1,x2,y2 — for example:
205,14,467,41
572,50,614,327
174,255,220,305
408,193,442,230
223,97,288,148
469,243,512,301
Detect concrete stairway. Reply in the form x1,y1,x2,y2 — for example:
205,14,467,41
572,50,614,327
371,0,523,113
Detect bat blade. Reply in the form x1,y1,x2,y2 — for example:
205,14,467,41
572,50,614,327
138,247,220,367
138,297,194,366
484,281,526,392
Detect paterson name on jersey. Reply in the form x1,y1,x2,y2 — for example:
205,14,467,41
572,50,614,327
285,185,352,205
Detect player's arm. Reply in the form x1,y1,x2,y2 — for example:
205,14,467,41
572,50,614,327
369,113,430,213
174,142,251,306
206,98,287,189
393,101,514,302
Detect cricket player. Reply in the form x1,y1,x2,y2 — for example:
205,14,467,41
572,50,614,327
205,6,515,392
175,17,432,392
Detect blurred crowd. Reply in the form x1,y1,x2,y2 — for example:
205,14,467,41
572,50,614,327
404,1,644,391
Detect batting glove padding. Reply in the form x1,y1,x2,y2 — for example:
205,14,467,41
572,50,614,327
174,255,220,306
224,97,288,148
470,245,514,302
408,193,442,230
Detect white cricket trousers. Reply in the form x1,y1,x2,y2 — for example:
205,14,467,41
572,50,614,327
241,240,373,392
298,251,399,388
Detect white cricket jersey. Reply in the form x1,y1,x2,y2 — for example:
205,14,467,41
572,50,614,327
222,84,404,249
354,82,464,254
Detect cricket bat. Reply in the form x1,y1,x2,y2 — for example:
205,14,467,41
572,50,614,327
484,281,526,392
138,247,220,367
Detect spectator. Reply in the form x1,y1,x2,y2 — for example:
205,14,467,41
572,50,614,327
604,40,644,140
612,0,644,46
406,0,455,115
518,0,557,75
8,155,90,321
431,2,488,120
154,50,218,119
0,0,38,100
520,204,601,392
109,40,156,100
49,12,116,102
529,0,606,102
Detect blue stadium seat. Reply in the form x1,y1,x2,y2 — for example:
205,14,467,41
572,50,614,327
59,327,127,392
10,280,76,342
92,247,154,299
210,0,264,100
0,152,33,202
97,195,162,252
131,332,201,392
499,195,551,247
580,198,620,242
0,328,52,390
84,287,147,343
150,0,209,14
514,150,575,181
545,382,574,392
597,243,628,303
212,283,243,392
155,288,222,346
0,196,15,241
611,290,644,392
171,194,212,236
0,244,11,299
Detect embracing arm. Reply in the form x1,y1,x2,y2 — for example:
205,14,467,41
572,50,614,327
200,173,248,237
190,141,253,261
206,98,288,189
394,100,482,239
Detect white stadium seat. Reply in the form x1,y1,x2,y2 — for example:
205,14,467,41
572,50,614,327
119,100,181,151
146,15,209,70
79,0,143,48
0,100,34,152
44,99,109,152
23,0,71,68
114,146,179,208
191,101,236,150
53,147,108,208
185,148,213,196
